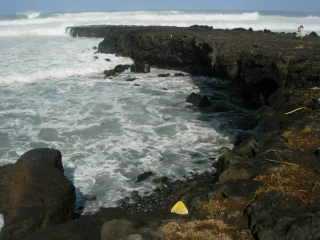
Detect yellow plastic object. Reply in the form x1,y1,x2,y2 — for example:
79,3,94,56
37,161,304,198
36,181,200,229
170,201,189,215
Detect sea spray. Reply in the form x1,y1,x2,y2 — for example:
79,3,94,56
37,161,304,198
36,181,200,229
0,11,319,37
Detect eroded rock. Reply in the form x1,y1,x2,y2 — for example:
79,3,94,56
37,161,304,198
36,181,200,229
0,149,75,240
104,64,131,78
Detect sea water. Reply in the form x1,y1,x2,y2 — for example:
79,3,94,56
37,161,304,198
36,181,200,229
0,10,318,212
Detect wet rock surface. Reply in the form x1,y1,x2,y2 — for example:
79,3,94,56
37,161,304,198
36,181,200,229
104,64,131,78
136,171,154,183
0,149,75,240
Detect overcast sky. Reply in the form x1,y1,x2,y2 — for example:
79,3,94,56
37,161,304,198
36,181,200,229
1,0,320,15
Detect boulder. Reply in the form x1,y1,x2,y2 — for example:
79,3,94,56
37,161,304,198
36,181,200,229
157,73,170,78
216,180,262,199
0,149,75,240
101,219,135,240
104,65,131,78
136,172,154,183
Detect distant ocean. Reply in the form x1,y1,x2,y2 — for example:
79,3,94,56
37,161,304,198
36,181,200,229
0,10,318,212
0,10,319,37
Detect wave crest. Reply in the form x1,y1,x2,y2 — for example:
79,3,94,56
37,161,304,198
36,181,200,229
17,11,41,19
0,11,319,37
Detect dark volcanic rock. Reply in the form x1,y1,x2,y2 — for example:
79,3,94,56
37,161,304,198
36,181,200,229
91,27,214,75
217,180,262,199
24,208,129,240
189,25,213,31
104,64,131,78
157,73,170,78
101,219,135,240
307,31,319,38
309,98,320,110
69,25,320,96
246,192,320,240
0,149,75,240
101,219,162,240
186,92,211,108
218,165,254,183
234,135,259,158
136,171,154,183
315,148,320,157
131,63,150,73
239,51,284,106
173,73,186,77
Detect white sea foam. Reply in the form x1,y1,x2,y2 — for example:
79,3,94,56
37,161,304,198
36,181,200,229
0,11,319,37
0,60,232,211
0,214,4,232
21,11,41,19
0,37,133,85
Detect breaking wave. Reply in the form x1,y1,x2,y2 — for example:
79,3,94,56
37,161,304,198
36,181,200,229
0,11,319,37
17,11,41,19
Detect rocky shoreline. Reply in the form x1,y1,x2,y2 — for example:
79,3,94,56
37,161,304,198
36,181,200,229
1,25,320,239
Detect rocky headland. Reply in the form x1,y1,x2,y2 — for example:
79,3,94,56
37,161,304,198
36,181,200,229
1,25,320,239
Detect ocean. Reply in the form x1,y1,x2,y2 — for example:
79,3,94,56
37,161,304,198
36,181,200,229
0,10,318,212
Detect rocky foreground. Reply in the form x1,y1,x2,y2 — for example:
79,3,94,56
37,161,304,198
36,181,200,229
1,25,320,239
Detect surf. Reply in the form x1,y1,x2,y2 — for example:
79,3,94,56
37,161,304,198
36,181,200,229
0,10,319,38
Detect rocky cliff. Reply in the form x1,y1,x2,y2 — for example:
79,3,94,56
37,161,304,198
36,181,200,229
70,25,320,107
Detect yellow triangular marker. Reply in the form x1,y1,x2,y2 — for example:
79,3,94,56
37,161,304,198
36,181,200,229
170,201,189,215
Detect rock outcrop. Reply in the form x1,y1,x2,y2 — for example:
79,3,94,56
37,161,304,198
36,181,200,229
0,149,75,240
69,25,320,107
104,64,131,78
